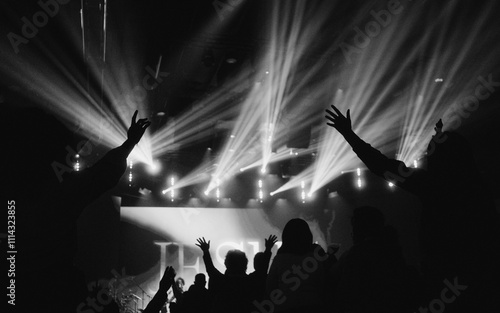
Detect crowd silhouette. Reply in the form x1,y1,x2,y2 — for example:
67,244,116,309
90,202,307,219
7,101,499,313
325,105,500,312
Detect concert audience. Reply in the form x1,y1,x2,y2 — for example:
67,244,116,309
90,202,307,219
325,105,500,312
195,235,278,313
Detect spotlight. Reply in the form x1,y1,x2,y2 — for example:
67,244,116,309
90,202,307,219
258,180,264,202
146,160,162,175
300,181,306,203
74,154,80,172
128,161,133,186
356,168,363,188
169,176,175,202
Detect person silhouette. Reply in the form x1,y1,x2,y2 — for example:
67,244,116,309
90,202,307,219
325,105,500,311
328,206,418,313
248,235,278,302
142,266,177,313
169,277,186,312
175,273,211,313
266,218,334,313
196,237,254,313
9,107,151,312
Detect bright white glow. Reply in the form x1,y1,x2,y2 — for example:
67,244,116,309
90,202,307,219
170,176,175,201
146,160,162,175
413,160,418,168
388,182,395,187
128,161,133,185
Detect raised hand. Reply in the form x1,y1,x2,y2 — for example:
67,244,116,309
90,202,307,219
434,119,443,134
264,235,278,252
159,266,176,290
127,110,151,144
325,105,352,135
196,237,210,252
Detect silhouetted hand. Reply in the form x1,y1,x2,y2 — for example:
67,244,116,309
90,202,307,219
434,119,443,134
127,110,151,144
196,237,210,253
159,266,176,290
264,235,278,252
325,105,352,135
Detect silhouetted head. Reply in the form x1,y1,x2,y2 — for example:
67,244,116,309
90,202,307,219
224,249,248,276
175,277,185,290
194,273,206,287
253,252,268,272
351,206,385,245
279,218,313,255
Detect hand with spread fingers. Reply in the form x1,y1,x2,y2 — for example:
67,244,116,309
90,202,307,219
196,237,210,253
325,104,352,135
127,110,151,144
264,235,278,252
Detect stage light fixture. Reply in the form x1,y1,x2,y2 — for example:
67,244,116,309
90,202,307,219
74,154,80,172
128,161,133,187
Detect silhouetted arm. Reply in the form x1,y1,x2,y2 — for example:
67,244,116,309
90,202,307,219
143,266,176,313
196,237,222,278
325,105,422,188
259,235,278,274
86,110,151,186
62,111,151,207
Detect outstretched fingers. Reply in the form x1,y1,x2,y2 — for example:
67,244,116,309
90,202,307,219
131,110,138,124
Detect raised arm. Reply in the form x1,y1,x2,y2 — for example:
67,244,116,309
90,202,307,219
325,105,419,187
60,110,152,216
264,235,278,254
196,237,222,278
254,235,277,277
143,266,176,313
